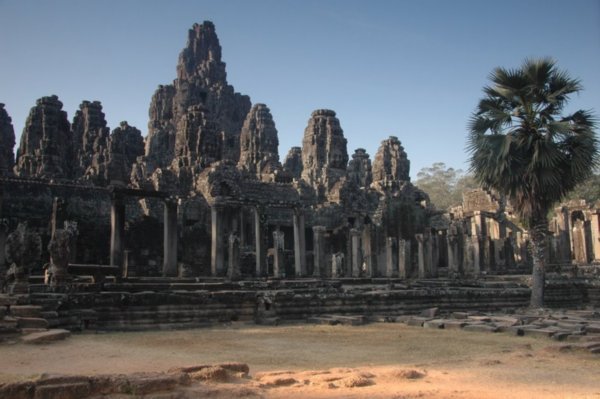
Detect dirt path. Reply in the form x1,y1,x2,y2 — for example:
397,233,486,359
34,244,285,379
1,322,598,398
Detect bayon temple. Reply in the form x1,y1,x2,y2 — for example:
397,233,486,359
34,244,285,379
0,22,599,330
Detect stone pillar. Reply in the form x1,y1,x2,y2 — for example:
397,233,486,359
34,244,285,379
463,234,473,275
572,220,588,264
555,206,572,263
163,198,178,277
471,235,481,275
211,205,224,276
331,253,343,278
397,239,409,279
313,226,326,277
416,234,426,278
0,219,7,271
350,228,361,277
447,234,458,276
110,194,125,272
293,209,307,277
385,237,397,277
228,232,241,280
254,207,266,277
273,229,285,278
50,197,67,238
590,211,600,262
362,226,373,277
425,232,434,277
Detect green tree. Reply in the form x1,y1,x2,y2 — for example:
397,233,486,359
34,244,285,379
566,171,600,204
467,58,598,308
415,162,478,210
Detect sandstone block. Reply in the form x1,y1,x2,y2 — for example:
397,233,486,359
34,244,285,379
21,329,70,344
17,317,49,329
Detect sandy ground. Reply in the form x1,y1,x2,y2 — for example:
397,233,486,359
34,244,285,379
1,322,599,398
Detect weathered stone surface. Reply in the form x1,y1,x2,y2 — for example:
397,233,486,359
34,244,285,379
15,95,73,178
0,103,15,176
21,329,71,344
283,146,303,179
301,109,348,198
238,103,281,181
16,317,49,329
372,136,409,183
347,148,372,188
105,121,144,185
0,381,35,399
71,100,110,182
145,21,251,171
5,223,42,294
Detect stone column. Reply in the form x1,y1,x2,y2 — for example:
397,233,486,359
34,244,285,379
273,229,285,278
163,198,178,277
350,228,361,277
211,205,224,276
228,232,241,280
463,234,473,275
385,237,397,277
572,220,588,263
110,194,125,272
362,226,373,277
416,234,426,278
254,207,266,277
50,197,67,238
590,211,600,262
428,233,436,277
313,226,326,278
425,232,434,277
471,235,481,275
447,234,458,275
0,219,7,271
293,209,307,277
397,239,408,279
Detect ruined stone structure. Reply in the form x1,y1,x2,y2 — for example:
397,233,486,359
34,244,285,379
0,21,598,333
0,104,15,176
14,96,73,179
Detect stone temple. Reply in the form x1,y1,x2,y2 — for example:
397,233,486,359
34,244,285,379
0,22,598,332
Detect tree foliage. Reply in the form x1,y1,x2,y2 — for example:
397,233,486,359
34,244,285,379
467,58,598,307
415,162,478,210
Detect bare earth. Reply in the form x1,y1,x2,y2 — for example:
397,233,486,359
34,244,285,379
1,322,599,398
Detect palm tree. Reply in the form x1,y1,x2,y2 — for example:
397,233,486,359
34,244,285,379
467,58,598,308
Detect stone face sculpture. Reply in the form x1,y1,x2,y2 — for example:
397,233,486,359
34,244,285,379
238,104,281,180
46,221,78,287
14,95,73,179
5,223,42,294
301,109,348,198
106,122,144,185
372,136,410,183
72,100,110,182
145,21,251,169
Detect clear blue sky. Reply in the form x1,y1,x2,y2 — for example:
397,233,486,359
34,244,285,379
1,0,599,179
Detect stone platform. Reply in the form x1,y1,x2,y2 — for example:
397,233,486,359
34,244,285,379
0,275,592,332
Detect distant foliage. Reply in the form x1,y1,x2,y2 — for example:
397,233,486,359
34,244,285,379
414,162,478,210
565,172,600,205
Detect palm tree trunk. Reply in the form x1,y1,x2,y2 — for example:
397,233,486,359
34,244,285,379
529,217,548,308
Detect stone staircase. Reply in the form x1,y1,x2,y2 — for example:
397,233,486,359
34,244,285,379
0,294,71,344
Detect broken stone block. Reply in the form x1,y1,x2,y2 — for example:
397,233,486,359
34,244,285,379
444,320,467,330
34,382,90,399
463,324,499,333
21,329,70,344
406,316,430,327
16,317,49,329
423,319,445,329
10,305,42,318
420,307,439,318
